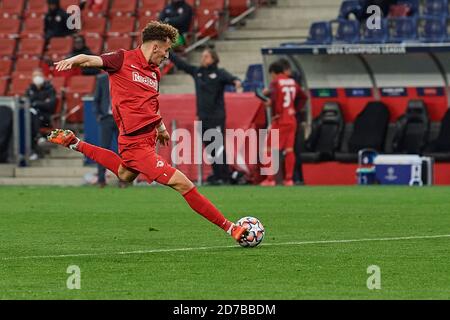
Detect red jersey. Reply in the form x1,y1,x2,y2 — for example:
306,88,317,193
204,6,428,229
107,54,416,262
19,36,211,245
101,47,162,135
269,74,302,123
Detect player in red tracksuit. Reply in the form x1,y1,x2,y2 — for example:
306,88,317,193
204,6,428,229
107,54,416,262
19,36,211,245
260,61,303,186
47,21,247,242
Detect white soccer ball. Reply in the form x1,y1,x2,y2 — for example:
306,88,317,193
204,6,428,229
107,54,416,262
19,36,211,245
236,216,265,248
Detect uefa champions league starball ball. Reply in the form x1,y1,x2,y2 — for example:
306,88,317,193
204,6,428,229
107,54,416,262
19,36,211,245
236,217,265,248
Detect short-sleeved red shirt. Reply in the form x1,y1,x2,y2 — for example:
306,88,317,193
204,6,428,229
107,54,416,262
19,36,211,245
269,74,302,124
101,47,162,135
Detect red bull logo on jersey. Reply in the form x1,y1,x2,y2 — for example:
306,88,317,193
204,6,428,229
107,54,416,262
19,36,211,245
132,72,158,90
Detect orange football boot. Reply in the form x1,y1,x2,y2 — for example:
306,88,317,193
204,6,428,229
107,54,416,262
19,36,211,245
230,224,248,241
47,129,80,150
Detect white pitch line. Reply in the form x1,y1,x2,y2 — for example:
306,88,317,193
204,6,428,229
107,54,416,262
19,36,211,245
2,234,450,261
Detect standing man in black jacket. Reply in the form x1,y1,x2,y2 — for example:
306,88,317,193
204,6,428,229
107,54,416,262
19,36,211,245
170,49,243,185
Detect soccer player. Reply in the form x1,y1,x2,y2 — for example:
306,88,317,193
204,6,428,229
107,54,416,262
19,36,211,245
260,61,303,187
47,21,247,242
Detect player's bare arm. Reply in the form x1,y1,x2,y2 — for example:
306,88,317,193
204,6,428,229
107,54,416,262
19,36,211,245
54,54,103,72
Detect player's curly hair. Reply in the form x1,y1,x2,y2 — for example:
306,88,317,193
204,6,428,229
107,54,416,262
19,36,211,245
142,21,179,44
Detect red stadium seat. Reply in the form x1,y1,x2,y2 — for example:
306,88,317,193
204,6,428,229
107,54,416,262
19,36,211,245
137,15,160,32
108,16,136,36
59,0,80,11
25,0,48,17
49,76,66,127
0,59,13,78
105,36,133,51
21,17,45,38
14,58,41,73
50,76,66,94
8,76,31,96
83,0,109,17
197,0,225,13
17,38,45,57
195,11,220,38
0,39,16,57
0,17,21,38
110,0,138,16
65,75,96,123
138,0,165,18
229,0,250,17
185,0,196,7
46,37,73,60
0,0,25,18
0,78,7,95
85,36,104,55
80,16,107,36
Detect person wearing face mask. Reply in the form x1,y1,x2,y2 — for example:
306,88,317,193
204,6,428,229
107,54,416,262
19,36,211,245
159,0,193,47
44,0,74,41
26,69,57,159
169,49,243,185
69,35,100,75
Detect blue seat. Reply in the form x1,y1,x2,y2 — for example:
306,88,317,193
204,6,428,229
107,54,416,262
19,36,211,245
398,0,420,16
360,18,389,43
305,21,332,44
242,64,264,93
420,16,448,42
338,0,364,19
388,17,418,42
423,0,449,17
332,19,360,43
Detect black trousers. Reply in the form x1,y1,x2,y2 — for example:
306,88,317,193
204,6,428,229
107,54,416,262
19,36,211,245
293,116,305,183
98,116,119,183
201,118,230,181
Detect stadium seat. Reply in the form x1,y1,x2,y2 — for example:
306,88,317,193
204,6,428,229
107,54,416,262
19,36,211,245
423,0,448,17
21,17,45,38
50,76,66,94
83,0,109,17
105,36,133,51
108,16,136,36
0,39,16,57
110,0,138,16
14,58,41,73
360,18,389,43
0,78,7,95
197,0,225,13
0,0,25,18
229,0,250,17
335,101,390,162
388,17,418,42
80,16,107,36
332,19,360,43
137,0,165,19
85,36,104,55
17,38,45,57
242,64,264,92
195,11,220,38
60,0,80,11
65,75,96,123
304,21,332,44
338,0,363,19
420,16,447,42
46,37,73,60
302,102,344,162
0,17,21,38
0,59,13,78
8,76,31,96
388,4,412,17
424,108,450,161
25,0,48,17
392,100,430,154
137,15,160,32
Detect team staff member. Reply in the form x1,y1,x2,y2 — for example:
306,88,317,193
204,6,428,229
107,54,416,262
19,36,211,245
170,49,243,185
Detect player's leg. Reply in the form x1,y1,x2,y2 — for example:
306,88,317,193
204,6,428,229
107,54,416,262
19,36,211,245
47,129,138,183
162,169,247,240
259,124,277,186
282,122,297,186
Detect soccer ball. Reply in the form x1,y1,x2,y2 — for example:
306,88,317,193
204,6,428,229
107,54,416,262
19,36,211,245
236,216,265,248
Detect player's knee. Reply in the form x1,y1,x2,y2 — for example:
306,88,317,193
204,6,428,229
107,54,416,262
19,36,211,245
168,170,195,194
118,167,137,183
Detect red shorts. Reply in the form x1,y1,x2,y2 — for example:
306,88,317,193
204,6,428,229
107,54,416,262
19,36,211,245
118,126,176,185
269,120,297,150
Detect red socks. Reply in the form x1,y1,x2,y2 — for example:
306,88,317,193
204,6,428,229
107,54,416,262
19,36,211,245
284,151,295,181
77,141,122,177
183,187,232,232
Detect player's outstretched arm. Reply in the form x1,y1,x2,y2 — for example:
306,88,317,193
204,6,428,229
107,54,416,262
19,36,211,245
54,54,103,72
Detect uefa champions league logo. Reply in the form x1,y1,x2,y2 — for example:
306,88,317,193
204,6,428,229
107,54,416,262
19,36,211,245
385,167,398,181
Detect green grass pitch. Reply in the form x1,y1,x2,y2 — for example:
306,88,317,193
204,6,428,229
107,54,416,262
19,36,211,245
0,185,449,299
